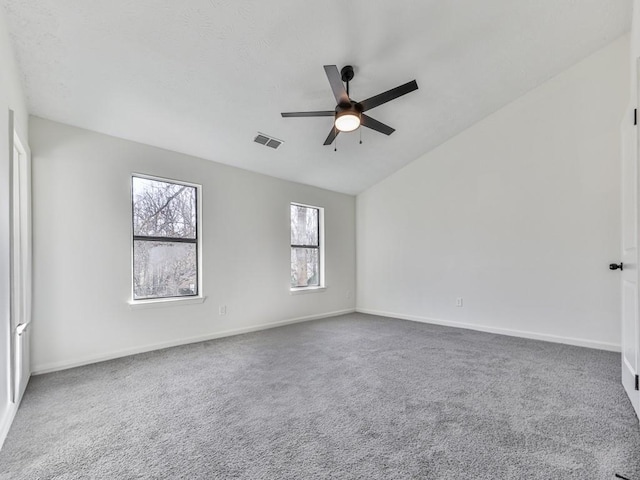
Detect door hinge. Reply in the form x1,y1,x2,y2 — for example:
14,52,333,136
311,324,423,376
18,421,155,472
636,374,639,391
635,108,637,126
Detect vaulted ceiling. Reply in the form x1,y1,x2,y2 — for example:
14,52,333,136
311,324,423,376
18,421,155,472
1,1,632,194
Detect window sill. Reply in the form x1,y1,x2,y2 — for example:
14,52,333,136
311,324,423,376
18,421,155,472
290,287,326,295
128,296,207,310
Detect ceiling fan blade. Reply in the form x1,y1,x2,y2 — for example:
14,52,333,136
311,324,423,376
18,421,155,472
360,80,418,112
361,114,395,135
324,65,350,106
281,111,335,118
323,126,340,146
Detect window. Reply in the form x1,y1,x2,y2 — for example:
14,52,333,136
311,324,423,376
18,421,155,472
132,175,200,300
290,203,323,289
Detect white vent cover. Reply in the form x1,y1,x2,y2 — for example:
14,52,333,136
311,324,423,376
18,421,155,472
254,133,283,149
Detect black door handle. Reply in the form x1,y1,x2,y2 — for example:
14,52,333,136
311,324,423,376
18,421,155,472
609,263,623,271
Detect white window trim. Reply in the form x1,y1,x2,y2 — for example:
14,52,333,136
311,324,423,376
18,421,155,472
128,296,207,309
289,286,326,295
290,201,325,293
130,173,204,305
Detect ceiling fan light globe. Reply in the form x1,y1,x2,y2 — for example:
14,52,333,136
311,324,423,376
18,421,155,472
335,113,361,132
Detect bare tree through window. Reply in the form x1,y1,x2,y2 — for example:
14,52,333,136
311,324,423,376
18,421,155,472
132,176,199,300
291,204,321,288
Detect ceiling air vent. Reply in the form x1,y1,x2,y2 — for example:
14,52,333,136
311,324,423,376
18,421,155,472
254,133,283,150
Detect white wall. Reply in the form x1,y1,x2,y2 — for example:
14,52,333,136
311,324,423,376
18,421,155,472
30,117,356,373
357,35,629,351
0,7,29,446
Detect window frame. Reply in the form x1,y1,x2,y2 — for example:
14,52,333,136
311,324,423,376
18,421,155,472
130,173,203,305
290,202,325,292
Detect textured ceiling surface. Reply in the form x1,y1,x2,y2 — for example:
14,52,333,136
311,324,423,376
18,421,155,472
0,0,632,194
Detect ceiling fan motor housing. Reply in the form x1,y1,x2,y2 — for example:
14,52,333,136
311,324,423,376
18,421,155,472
335,102,363,115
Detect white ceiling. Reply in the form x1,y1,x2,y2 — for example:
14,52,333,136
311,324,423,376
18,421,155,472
1,1,632,195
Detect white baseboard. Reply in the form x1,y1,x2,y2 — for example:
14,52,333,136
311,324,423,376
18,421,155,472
32,309,356,375
356,308,621,352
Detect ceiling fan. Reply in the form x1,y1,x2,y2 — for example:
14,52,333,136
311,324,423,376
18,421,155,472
281,65,418,146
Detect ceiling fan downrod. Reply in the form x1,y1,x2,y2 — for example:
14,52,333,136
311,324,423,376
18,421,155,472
341,65,355,98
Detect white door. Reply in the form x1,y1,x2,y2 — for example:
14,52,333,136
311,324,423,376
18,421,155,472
620,59,640,418
9,129,31,404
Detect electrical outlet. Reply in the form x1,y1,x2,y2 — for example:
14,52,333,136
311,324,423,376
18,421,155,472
219,305,227,315
456,297,463,307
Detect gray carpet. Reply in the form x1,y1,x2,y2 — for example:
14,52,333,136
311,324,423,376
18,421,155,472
1,313,639,479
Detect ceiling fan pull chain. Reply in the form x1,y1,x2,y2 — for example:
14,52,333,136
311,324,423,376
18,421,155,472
360,127,362,144
334,127,338,152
